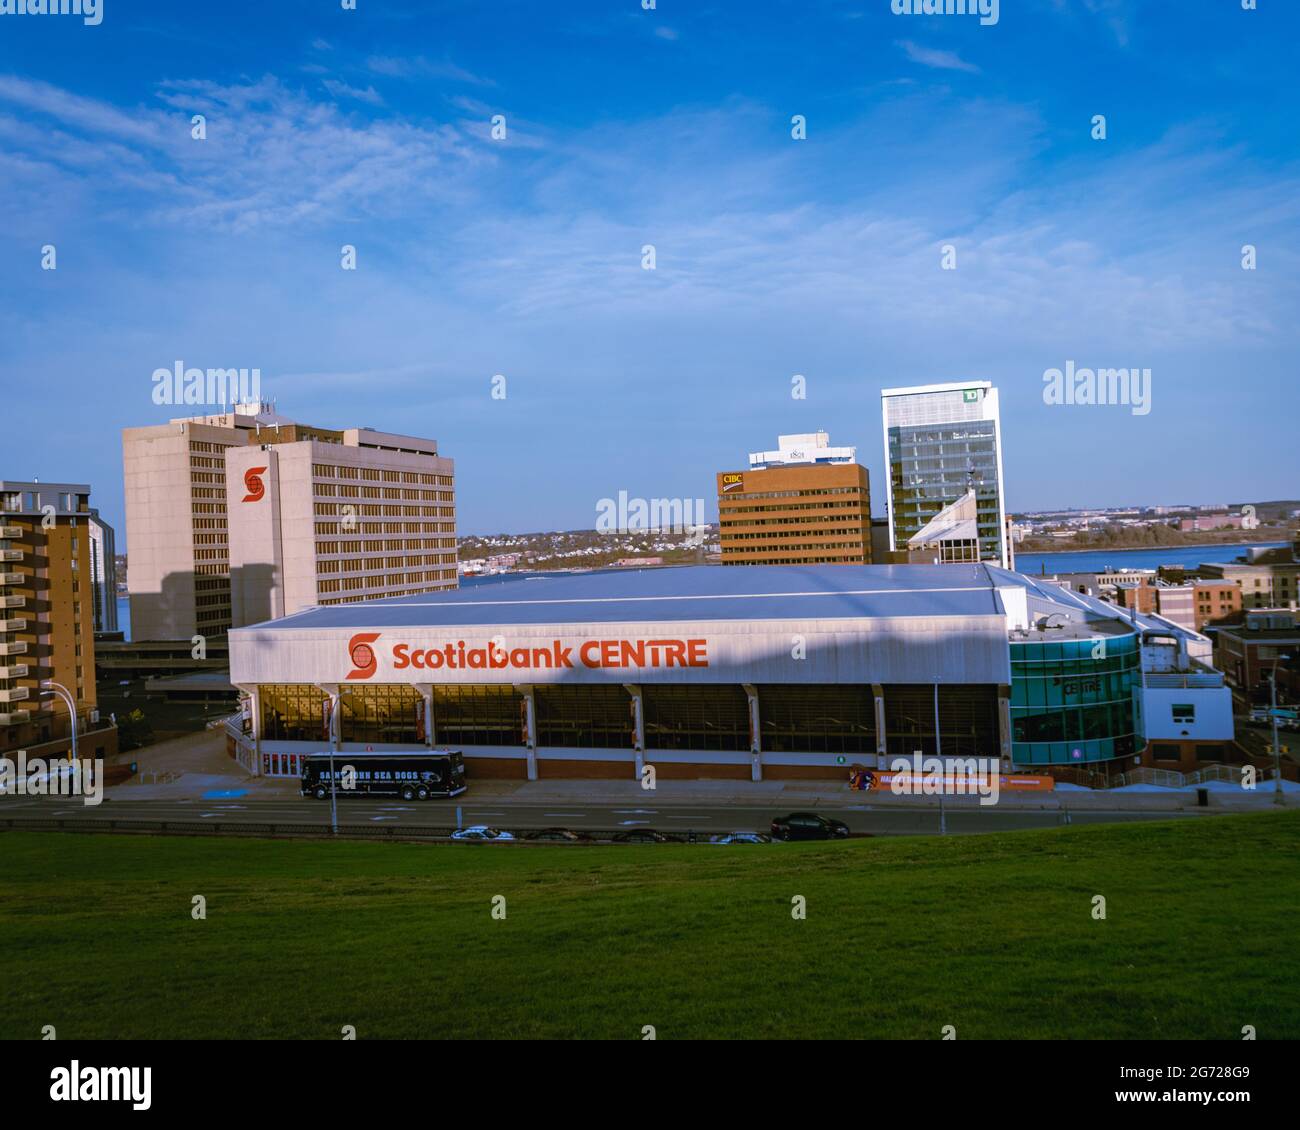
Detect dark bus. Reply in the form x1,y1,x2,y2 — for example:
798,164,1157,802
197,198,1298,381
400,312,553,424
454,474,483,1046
301,751,467,801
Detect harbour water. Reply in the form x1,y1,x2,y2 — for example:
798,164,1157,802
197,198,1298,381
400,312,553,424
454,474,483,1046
110,544,1287,643
1014,541,1287,576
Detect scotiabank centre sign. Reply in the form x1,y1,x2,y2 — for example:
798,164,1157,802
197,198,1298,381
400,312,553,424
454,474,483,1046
346,633,709,681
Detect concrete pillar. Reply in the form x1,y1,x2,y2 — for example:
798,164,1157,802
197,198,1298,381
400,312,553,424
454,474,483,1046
997,684,1013,767
742,683,762,781
624,683,645,781
414,684,435,748
517,684,538,781
872,683,887,768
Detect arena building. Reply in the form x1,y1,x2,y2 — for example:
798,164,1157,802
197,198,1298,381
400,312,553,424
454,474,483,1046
227,564,1231,780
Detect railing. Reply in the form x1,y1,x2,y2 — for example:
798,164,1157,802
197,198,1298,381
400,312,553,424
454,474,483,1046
1112,764,1278,789
1143,672,1225,689
0,815,810,845
221,714,258,775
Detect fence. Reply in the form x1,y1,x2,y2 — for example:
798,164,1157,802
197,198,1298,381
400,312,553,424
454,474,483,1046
0,815,797,845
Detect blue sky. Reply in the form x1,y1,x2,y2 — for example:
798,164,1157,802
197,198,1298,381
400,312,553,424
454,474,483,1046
2,0,1298,542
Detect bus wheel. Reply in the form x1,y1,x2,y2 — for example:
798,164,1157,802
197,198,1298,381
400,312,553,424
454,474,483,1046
401,786,416,801
314,786,327,800
416,786,430,801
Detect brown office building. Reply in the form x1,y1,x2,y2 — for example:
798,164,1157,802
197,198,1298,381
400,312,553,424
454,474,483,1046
0,481,118,762
717,433,871,566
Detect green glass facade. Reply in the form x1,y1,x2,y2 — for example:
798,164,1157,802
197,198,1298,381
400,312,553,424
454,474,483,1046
1010,633,1144,765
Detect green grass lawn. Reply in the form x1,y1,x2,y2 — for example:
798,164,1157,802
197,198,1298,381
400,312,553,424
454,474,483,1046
2,812,1298,1039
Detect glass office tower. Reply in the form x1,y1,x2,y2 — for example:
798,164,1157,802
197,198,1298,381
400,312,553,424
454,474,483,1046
881,382,1010,568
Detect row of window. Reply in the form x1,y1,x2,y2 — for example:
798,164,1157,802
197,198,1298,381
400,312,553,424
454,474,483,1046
255,683,1000,756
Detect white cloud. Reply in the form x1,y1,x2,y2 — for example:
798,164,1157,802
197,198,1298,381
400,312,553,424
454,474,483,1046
321,79,384,106
897,40,981,74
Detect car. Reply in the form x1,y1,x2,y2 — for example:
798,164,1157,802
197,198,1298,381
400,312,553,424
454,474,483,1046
770,813,851,841
523,827,593,843
450,825,516,842
709,832,773,845
611,828,681,844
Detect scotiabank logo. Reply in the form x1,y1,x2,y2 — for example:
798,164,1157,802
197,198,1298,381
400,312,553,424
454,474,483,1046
392,638,708,671
242,466,268,503
345,633,381,680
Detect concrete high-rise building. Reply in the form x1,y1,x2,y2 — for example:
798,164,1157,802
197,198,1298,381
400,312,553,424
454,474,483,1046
717,432,871,565
86,511,118,634
225,427,456,626
0,481,118,761
881,382,1011,569
123,402,457,640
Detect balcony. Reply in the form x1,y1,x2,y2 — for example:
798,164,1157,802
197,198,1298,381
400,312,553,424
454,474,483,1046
0,686,31,704
0,640,28,657
0,618,25,632
0,525,21,538
0,595,25,610
0,709,30,726
0,664,28,680
0,572,23,586
0,549,22,563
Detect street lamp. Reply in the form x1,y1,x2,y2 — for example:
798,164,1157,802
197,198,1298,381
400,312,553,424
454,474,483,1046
328,694,341,835
1267,653,1292,806
40,679,78,773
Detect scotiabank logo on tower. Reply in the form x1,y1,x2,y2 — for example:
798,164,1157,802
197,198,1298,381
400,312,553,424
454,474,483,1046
344,634,709,678
242,466,268,503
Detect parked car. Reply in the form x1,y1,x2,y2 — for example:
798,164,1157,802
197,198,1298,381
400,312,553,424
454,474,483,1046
612,829,681,844
770,813,850,841
523,827,593,843
450,825,515,842
709,832,773,845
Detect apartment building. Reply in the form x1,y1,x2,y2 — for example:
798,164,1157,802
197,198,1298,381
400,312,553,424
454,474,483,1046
717,433,871,565
1198,545,1300,612
0,481,118,761
124,403,457,639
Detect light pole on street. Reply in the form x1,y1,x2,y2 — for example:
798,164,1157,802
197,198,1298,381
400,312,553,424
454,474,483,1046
1267,653,1292,806
328,694,341,835
40,679,78,773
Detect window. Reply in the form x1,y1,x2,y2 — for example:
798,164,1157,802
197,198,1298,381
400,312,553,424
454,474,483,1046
533,685,633,748
1172,703,1195,725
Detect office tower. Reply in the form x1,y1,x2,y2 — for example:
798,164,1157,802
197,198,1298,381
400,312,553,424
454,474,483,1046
717,432,871,565
225,427,457,626
0,481,117,760
123,402,457,640
881,382,1011,568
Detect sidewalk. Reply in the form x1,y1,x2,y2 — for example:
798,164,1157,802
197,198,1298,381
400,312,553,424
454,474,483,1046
104,738,1300,812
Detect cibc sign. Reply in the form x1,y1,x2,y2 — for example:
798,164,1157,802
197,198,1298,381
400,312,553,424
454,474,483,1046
345,633,709,679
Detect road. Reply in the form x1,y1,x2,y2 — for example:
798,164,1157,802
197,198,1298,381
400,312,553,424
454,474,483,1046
0,794,1212,837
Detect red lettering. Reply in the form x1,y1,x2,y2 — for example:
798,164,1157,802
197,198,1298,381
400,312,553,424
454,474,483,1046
393,644,410,669
579,641,601,667
687,639,708,667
